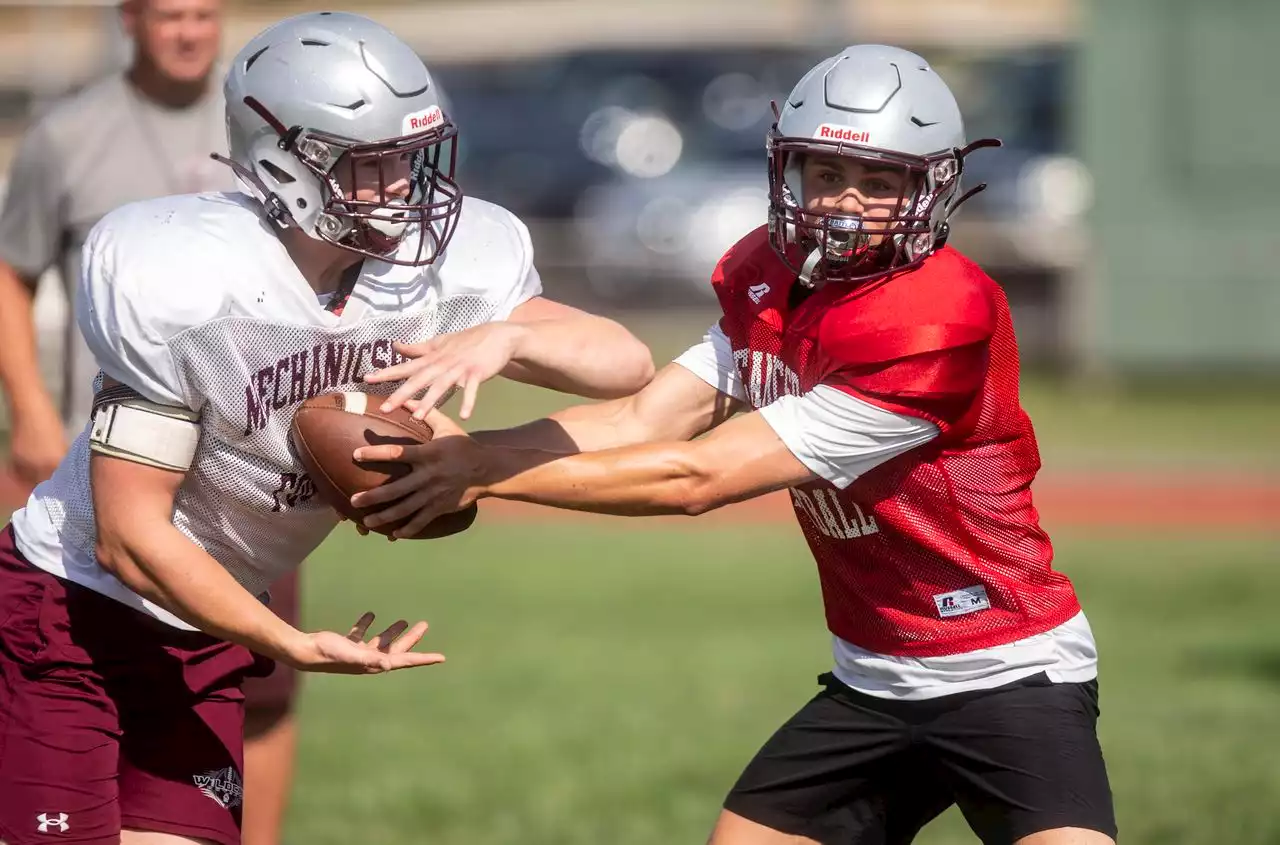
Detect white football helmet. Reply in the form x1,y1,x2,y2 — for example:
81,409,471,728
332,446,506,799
767,45,1000,287
220,12,462,266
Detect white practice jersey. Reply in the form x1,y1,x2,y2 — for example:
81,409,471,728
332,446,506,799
12,192,541,628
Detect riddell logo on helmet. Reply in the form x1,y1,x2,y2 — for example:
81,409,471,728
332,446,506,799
815,124,870,143
402,105,443,134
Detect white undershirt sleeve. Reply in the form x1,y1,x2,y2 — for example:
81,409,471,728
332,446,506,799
672,323,748,402
759,384,939,489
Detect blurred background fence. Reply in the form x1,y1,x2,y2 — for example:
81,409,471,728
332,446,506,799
6,0,1273,382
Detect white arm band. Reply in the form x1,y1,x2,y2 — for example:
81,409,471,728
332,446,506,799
89,397,201,472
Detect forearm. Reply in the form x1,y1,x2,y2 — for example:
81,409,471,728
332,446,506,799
503,316,654,399
478,439,710,516
99,524,305,664
474,363,742,453
0,265,56,417
472,396,649,454
348,385,795,530
474,411,808,517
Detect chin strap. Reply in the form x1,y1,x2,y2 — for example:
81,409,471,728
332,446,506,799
796,248,826,290
946,137,1004,219
210,153,297,229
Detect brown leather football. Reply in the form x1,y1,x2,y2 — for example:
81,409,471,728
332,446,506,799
289,390,478,539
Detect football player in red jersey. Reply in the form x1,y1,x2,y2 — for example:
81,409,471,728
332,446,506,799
354,45,1116,845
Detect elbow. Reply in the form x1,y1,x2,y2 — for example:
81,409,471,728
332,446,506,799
626,343,657,391
674,469,726,517
94,537,127,578
598,334,656,398
94,533,148,591
662,444,729,517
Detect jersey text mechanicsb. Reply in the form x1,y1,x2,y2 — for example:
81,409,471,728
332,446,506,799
12,192,540,628
714,227,1080,656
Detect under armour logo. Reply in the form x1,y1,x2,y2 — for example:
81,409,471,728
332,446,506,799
36,813,69,834
747,282,771,304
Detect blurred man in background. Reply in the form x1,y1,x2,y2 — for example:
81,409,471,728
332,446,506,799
0,2,298,843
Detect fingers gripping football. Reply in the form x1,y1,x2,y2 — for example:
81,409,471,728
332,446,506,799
349,410,484,539
289,390,478,539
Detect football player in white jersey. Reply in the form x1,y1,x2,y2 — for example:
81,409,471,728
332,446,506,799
0,13,652,845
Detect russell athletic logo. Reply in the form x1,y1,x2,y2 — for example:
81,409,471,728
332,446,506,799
933,585,992,619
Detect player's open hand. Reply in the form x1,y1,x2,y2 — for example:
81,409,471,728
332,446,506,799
288,612,445,674
361,322,526,421
349,408,483,539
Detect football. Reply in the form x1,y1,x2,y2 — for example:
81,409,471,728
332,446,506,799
289,390,478,539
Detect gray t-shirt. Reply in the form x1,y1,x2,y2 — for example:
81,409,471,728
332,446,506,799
0,74,235,434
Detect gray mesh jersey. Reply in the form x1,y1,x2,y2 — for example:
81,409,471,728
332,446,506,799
11,192,541,629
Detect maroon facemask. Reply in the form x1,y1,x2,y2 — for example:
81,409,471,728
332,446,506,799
766,123,1000,288
291,123,463,266
221,96,464,268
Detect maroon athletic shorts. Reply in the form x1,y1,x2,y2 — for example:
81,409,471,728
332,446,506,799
0,524,267,845
242,568,301,719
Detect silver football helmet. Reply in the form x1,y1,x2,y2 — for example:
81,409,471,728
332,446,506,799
220,12,462,265
767,44,1000,287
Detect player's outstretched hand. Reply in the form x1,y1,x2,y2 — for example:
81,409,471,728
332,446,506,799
361,322,525,421
287,612,445,674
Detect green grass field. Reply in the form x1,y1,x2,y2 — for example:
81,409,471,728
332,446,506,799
282,315,1280,843
3,310,1277,843
288,524,1280,845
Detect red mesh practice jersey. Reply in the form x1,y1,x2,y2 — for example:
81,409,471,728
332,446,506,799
713,227,1080,656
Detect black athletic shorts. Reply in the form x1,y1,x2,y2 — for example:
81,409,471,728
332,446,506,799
723,671,1117,844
